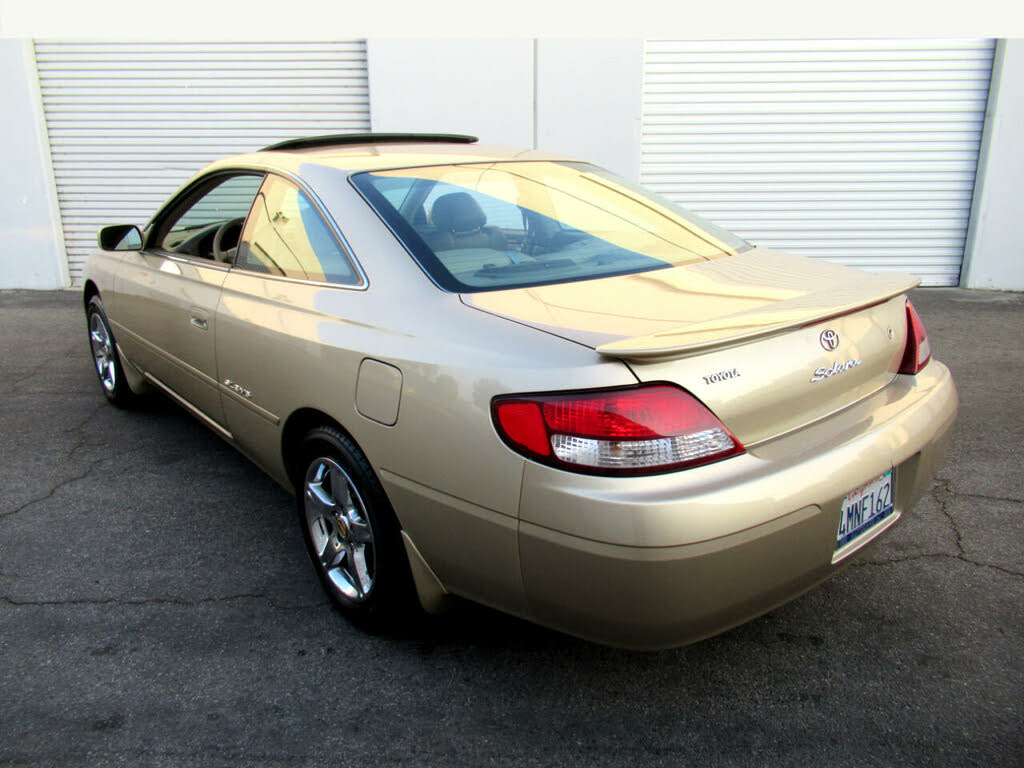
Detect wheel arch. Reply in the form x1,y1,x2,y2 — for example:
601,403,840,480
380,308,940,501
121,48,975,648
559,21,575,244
83,279,100,309
280,407,364,492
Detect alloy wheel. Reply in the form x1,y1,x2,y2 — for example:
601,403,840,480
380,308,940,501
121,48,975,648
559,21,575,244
89,312,117,393
303,457,376,602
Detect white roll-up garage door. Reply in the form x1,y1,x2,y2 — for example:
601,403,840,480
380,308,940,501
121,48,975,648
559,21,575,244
642,39,996,286
34,41,371,284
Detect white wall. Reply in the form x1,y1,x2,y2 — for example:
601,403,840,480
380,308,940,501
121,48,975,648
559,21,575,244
962,39,1024,290
366,38,643,181
535,39,643,180
0,39,67,289
4,36,1021,290
367,39,534,147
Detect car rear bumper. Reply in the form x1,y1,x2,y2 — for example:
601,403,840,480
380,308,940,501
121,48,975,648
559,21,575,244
517,361,958,650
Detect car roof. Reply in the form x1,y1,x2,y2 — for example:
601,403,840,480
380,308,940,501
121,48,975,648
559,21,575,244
206,135,577,177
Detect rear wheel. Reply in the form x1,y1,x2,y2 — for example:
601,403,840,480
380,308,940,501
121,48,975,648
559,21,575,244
86,295,135,407
296,425,416,627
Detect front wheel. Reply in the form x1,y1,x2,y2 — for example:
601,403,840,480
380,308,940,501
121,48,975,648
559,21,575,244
86,295,135,407
296,426,416,627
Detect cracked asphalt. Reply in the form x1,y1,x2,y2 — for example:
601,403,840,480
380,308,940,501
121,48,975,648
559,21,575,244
1,287,1022,767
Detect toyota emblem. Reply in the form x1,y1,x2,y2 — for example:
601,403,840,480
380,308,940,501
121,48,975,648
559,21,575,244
820,329,840,351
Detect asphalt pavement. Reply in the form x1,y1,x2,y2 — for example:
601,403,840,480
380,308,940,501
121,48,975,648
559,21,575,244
1,287,1021,767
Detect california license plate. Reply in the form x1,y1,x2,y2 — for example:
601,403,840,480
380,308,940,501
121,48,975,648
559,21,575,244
836,470,895,549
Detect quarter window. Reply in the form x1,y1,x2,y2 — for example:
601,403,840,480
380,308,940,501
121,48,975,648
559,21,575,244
236,175,358,286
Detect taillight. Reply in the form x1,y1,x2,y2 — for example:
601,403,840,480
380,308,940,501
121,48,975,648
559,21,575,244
898,300,931,375
491,384,744,476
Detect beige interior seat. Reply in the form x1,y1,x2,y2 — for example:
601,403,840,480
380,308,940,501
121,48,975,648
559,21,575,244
425,192,507,253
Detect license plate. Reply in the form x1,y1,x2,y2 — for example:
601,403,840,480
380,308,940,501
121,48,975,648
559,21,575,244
836,470,895,549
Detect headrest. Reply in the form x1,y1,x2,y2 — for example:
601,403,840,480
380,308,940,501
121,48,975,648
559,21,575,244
431,192,486,233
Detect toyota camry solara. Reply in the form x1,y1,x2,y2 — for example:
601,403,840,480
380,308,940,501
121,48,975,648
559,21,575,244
83,133,958,649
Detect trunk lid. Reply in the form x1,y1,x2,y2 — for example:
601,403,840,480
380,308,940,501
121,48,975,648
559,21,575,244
462,248,918,445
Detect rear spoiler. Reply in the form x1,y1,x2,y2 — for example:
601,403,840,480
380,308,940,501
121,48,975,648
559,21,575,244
596,273,920,361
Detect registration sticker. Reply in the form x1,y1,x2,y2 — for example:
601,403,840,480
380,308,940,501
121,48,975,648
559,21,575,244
836,470,895,550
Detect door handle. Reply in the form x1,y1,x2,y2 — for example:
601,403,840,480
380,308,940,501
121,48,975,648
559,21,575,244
189,311,209,330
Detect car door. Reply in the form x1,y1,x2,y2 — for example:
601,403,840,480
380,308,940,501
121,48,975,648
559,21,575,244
113,172,265,428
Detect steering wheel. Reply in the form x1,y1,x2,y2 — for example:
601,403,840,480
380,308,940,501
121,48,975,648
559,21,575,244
213,217,247,264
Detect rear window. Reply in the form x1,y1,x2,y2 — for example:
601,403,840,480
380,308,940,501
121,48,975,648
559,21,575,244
350,161,750,292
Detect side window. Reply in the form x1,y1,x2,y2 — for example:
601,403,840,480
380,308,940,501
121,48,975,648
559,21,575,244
157,174,264,260
236,175,359,286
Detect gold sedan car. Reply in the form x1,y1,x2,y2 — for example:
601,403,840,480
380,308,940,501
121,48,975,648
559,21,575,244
84,133,958,649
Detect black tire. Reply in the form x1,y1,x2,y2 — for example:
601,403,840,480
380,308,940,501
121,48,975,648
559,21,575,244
295,425,417,628
85,295,136,407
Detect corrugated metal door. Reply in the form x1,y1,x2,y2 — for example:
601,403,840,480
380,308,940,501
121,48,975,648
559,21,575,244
642,39,996,286
34,41,370,284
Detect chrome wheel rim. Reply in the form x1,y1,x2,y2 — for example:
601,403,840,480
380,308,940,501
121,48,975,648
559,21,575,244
89,312,116,393
303,457,375,602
